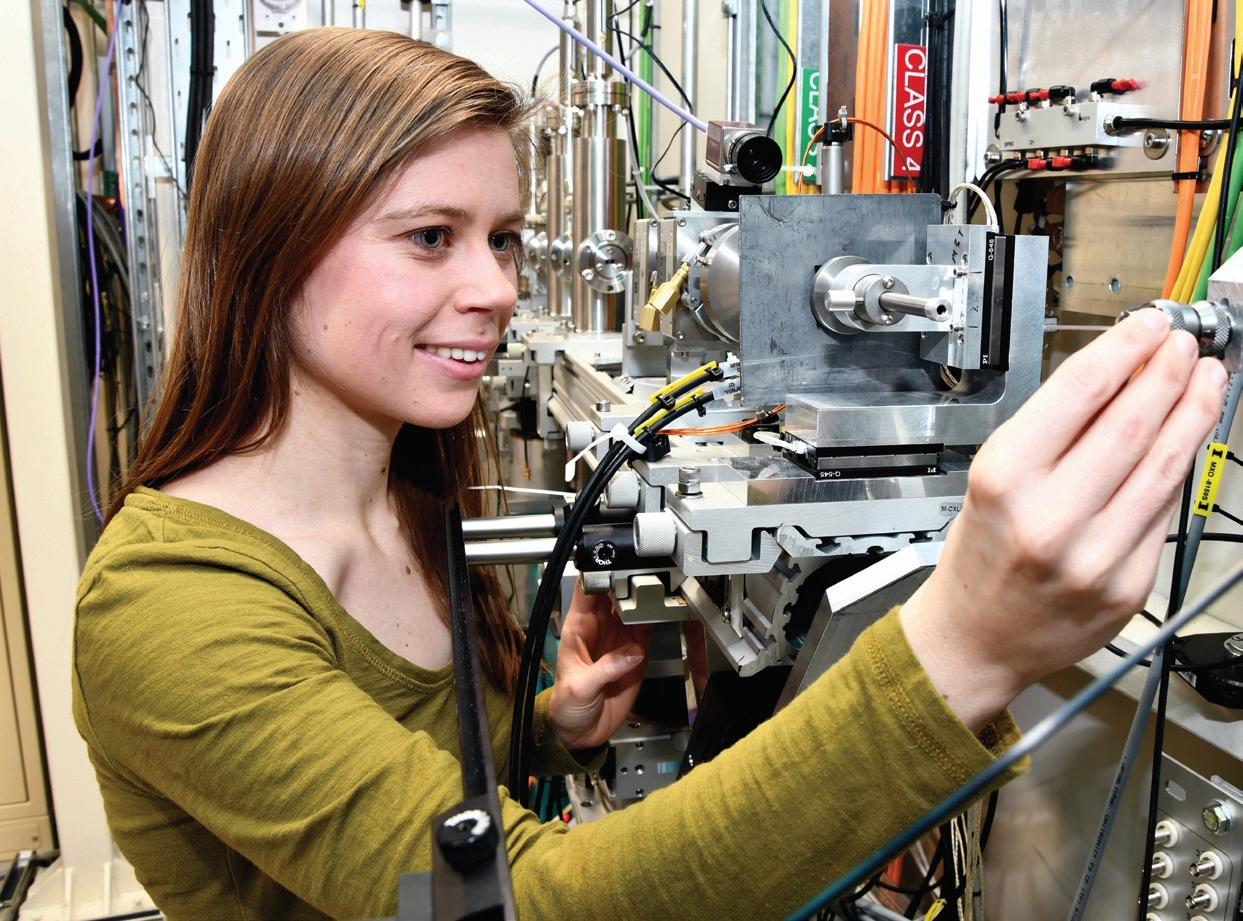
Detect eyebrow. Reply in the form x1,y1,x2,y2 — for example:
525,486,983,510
375,203,525,227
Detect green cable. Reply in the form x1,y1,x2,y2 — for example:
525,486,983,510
73,0,108,35
636,12,653,219
1194,118,1243,298
1192,155,1243,299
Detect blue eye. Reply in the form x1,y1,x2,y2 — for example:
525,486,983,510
412,228,447,249
490,232,517,254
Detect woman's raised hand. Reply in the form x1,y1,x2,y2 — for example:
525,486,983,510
549,579,654,751
901,310,1229,732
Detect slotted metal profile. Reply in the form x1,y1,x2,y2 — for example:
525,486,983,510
114,0,168,412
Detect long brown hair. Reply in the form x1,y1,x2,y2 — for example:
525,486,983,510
110,28,531,693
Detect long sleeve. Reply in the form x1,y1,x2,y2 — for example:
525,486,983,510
73,492,1022,921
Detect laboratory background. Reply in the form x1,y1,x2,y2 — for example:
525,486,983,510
4,0,1243,918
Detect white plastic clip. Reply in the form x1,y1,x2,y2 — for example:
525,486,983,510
609,422,646,455
563,424,646,482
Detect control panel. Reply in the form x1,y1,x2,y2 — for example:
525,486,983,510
1146,755,1243,920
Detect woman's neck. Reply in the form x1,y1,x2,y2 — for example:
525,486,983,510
162,381,401,539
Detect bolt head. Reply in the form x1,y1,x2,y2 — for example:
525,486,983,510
1204,800,1233,835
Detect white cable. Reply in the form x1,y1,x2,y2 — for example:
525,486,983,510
630,145,660,219
948,182,998,228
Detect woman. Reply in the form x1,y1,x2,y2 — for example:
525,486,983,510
72,26,1228,921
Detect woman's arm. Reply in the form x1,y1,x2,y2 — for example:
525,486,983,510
902,311,1228,732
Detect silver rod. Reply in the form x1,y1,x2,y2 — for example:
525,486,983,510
878,291,949,321
559,1,576,103
825,143,844,194
465,537,559,565
462,514,558,540
724,2,738,121
680,0,698,196
585,0,610,78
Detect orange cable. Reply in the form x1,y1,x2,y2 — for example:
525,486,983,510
848,118,917,188
663,406,786,437
1162,0,1214,297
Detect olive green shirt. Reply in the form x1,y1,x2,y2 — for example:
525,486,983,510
73,487,1024,920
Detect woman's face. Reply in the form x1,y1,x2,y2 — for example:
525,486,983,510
289,126,522,434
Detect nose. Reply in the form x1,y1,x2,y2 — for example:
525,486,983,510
454,238,518,318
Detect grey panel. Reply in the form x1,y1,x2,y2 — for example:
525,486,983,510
738,193,941,404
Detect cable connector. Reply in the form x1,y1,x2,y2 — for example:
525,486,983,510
1090,77,1142,97
640,262,691,332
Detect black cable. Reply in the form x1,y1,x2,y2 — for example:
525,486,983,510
759,0,796,140
1213,61,1243,272
1214,504,1243,527
918,1,955,197
1110,116,1232,131
651,122,691,203
530,45,558,98
995,0,1008,135
785,555,1243,919
508,377,721,802
610,24,693,110
965,159,1025,220
1134,475,1194,919
185,0,215,190
64,5,83,101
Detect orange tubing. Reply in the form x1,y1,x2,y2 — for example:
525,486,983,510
1161,0,1214,297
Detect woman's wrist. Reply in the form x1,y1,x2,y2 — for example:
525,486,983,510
898,582,1024,736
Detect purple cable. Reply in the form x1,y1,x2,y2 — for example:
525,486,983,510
519,0,708,133
84,0,124,524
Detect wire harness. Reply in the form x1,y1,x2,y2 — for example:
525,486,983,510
507,360,737,804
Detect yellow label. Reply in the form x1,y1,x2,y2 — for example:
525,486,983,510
1194,442,1229,517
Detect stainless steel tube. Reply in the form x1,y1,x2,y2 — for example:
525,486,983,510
461,514,558,540
464,538,559,566
878,292,950,321
680,0,698,196
825,143,844,194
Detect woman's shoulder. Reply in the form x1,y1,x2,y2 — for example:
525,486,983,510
81,485,325,612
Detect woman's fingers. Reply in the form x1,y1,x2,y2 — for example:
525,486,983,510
1050,329,1200,512
990,310,1174,472
1082,357,1228,570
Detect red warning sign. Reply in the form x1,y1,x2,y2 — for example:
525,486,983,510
892,43,926,179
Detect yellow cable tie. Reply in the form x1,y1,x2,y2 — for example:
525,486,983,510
1194,442,1229,517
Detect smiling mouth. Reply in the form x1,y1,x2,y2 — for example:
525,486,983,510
419,345,490,363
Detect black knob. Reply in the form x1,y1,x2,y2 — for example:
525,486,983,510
436,808,499,869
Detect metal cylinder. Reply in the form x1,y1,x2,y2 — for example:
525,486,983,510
825,142,844,194
464,537,558,566
585,0,611,78
545,111,570,316
878,291,950,321
461,514,558,540
680,0,698,197
572,132,628,332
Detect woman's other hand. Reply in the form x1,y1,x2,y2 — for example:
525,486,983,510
549,579,654,751
901,310,1229,732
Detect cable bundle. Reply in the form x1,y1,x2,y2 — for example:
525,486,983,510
507,362,734,804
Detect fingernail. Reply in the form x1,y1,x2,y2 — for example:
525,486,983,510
1141,309,1170,332
1175,330,1199,360
625,651,645,665
1209,361,1229,388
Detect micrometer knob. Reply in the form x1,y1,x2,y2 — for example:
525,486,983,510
633,512,677,558
605,470,641,509
1119,299,1243,371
